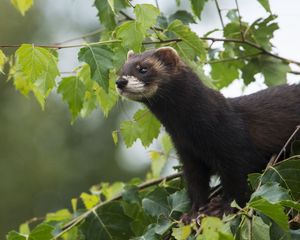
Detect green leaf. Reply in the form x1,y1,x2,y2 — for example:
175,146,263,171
168,190,190,215
190,0,208,19
80,202,133,240
169,10,196,25
29,223,55,240
15,44,59,108
19,223,30,235
133,109,161,147
16,44,58,84
57,76,86,121
11,0,33,15
133,225,160,240
250,15,278,50
197,217,226,240
122,185,140,203
280,200,300,212
6,231,27,240
120,120,142,147
260,58,290,86
120,109,160,147
249,198,289,231
257,0,271,13
142,187,170,217
96,78,119,117
172,225,191,240
241,59,260,85
134,4,160,28
80,192,100,209
250,183,291,203
78,45,114,92
116,21,145,52
262,157,300,199
210,61,239,89
0,49,7,73
154,217,173,235
168,20,206,60
94,0,116,30
252,216,271,240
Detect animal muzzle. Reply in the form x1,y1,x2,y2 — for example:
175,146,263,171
115,78,128,89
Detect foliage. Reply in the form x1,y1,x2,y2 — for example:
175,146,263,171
3,0,300,239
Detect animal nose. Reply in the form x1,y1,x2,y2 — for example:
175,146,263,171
116,78,128,89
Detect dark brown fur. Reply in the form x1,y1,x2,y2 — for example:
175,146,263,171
117,48,300,215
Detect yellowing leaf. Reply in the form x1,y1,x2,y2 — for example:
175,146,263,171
15,44,59,108
0,49,7,73
101,182,125,200
46,209,72,222
172,225,191,240
80,192,100,210
112,130,118,144
149,151,166,178
11,0,33,15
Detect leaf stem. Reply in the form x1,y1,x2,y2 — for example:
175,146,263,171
273,125,300,164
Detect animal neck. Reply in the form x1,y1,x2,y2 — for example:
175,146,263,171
144,68,230,134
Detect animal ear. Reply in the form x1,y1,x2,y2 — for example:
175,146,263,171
127,50,135,60
154,47,179,66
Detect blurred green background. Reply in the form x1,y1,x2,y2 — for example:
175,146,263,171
0,0,150,236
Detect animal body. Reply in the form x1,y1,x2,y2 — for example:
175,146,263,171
116,47,300,216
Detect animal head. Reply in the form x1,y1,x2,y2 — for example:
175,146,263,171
116,47,180,101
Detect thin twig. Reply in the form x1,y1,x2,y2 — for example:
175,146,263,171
214,0,225,29
0,39,121,49
289,70,300,75
206,52,263,64
119,10,134,21
55,28,103,45
273,125,300,164
154,0,160,11
54,172,183,239
1,36,300,66
200,37,300,65
234,0,244,40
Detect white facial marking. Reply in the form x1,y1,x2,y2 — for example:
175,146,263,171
117,75,158,101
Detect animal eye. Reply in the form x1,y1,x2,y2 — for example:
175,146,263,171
138,67,148,74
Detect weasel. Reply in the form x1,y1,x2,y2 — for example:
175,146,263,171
116,47,300,216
